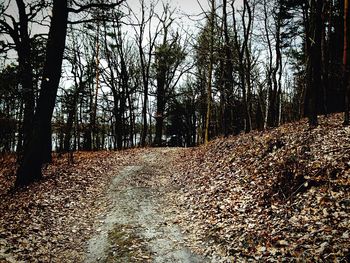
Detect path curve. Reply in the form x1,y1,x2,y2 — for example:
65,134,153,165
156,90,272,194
84,148,206,263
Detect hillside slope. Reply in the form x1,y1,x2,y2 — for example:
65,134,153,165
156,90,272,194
172,114,350,262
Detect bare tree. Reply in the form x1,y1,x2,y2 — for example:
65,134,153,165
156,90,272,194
232,0,253,133
15,0,124,187
304,0,323,127
153,4,188,146
129,0,162,146
0,0,51,155
204,0,215,144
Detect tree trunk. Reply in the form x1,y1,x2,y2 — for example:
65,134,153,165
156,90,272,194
154,57,166,146
117,25,129,149
14,0,35,156
321,0,330,115
204,0,215,144
269,4,282,128
232,0,252,133
344,0,350,124
102,20,121,149
222,0,234,136
138,6,148,147
91,23,100,150
15,0,68,187
112,92,123,150
308,0,323,127
64,86,82,152
263,0,273,129
63,106,76,153
154,115,164,146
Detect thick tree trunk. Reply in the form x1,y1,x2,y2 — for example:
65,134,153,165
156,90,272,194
321,1,330,115
344,0,350,125
308,0,323,127
154,64,166,146
14,0,35,155
154,115,164,146
15,0,68,187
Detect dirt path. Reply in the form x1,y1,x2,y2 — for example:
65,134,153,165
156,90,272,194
84,148,206,263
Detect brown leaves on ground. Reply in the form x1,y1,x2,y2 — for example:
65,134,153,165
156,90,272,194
172,114,350,262
0,154,17,195
1,114,349,262
0,149,144,262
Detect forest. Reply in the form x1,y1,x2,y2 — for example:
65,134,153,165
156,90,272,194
0,0,350,262
0,0,349,185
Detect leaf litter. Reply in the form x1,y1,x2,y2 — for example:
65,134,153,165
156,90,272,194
0,150,142,262
171,113,350,262
0,113,349,262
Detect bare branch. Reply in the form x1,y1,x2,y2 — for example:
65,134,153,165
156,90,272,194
68,0,125,14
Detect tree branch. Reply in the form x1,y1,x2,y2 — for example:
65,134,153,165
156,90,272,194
68,0,125,14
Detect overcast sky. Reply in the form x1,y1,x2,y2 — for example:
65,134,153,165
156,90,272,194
1,0,243,62
126,0,208,15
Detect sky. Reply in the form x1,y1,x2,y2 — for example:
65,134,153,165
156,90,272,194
1,0,243,63
126,0,209,15
125,0,243,19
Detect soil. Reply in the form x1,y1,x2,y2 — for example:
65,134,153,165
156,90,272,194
84,148,206,263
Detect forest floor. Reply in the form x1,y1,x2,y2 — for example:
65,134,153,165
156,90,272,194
84,148,205,263
0,113,349,262
0,148,206,263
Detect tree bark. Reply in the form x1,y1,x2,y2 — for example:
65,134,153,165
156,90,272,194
232,0,252,133
15,0,69,186
222,0,234,136
308,0,323,127
154,69,166,146
263,0,273,129
344,0,350,125
13,0,35,155
138,2,149,147
154,32,168,146
204,0,215,144
116,23,129,149
268,2,282,128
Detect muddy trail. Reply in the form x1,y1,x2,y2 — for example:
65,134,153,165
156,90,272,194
84,148,206,263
